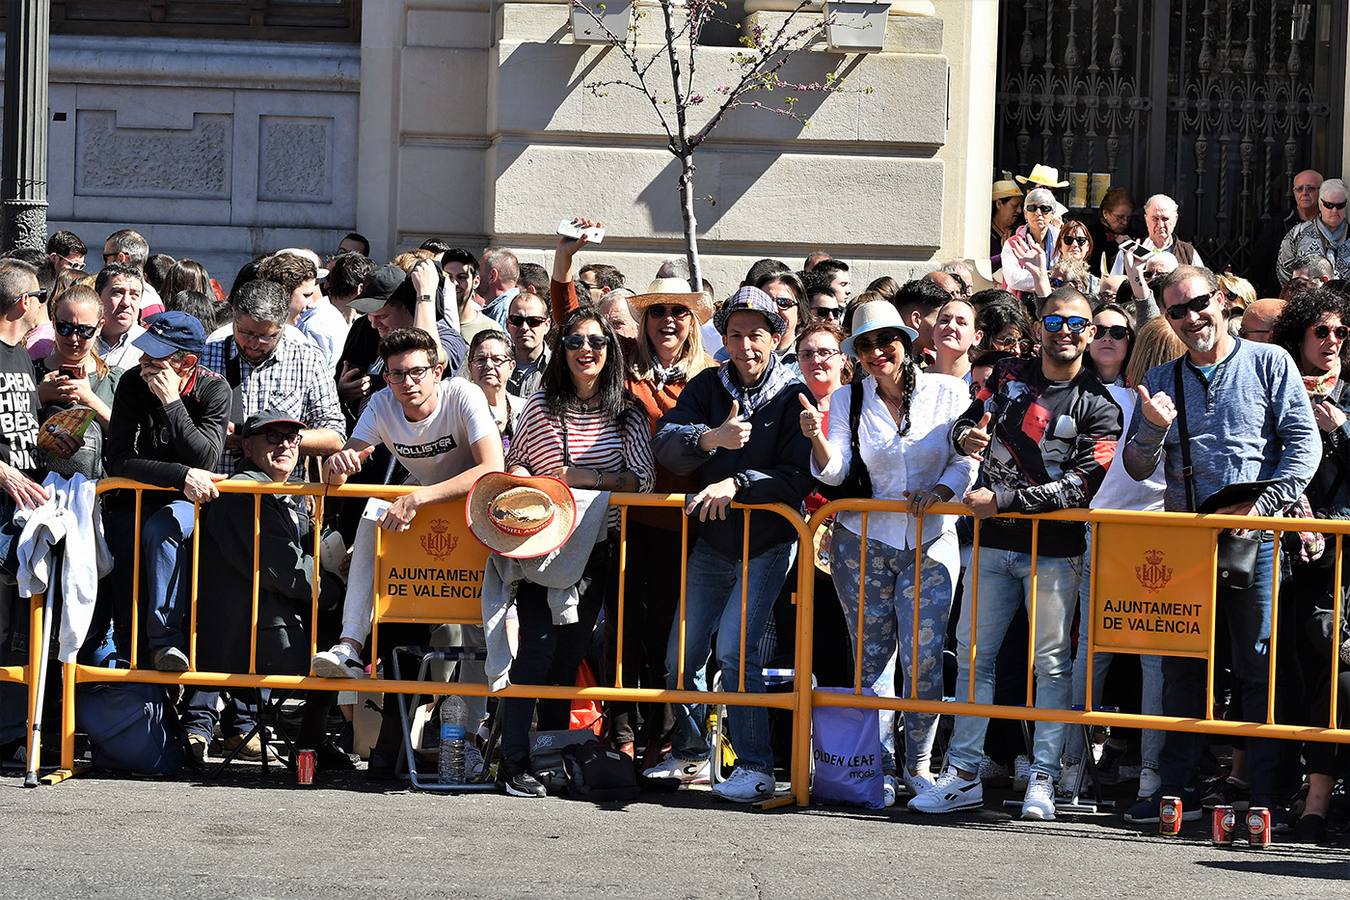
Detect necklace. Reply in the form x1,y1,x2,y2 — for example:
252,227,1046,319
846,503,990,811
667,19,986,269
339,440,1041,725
877,383,907,430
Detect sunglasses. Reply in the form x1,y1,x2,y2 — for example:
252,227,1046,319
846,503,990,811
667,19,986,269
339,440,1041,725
562,334,609,352
646,304,691,320
853,329,905,354
507,314,548,328
1322,199,1348,210
1314,324,1350,340
384,365,436,384
1094,324,1130,341
1026,204,1054,214
1062,235,1090,247
258,429,302,447
770,295,798,310
813,307,843,321
1041,314,1091,333
1164,292,1217,320
54,320,98,340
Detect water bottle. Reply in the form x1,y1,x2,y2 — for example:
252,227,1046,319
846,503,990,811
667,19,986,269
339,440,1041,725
438,695,468,785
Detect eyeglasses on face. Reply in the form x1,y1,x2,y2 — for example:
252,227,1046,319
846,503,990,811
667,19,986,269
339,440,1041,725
19,288,47,303
1041,314,1091,333
799,347,841,362
507,314,548,329
853,329,905,354
1164,292,1217,321
1322,199,1348,211
813,306,843,321
1294,184,1321,194
1094,324,1130,341
770,295,798,310
562,333,609,352
646,304,691,320
992,336,1032,354
258,429,302,447
59,255,84,271
235,325,281,346
471,353,512,368
1062,235,1090,247
1313,324,1350,340
1026,204,1054,214
55,320,98,340
384,365,436,384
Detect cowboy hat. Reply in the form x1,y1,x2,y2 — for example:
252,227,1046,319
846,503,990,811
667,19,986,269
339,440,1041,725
1015,164,1069,189
992,179,1022,202
840,300,918,358
626,277,716,325
467,472,577,559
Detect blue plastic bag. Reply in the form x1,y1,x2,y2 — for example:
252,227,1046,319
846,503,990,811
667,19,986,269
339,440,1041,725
811,687,884,808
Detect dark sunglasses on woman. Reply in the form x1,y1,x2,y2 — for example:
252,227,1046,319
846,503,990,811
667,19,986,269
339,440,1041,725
562,334,609,352
54,320,98,340
1094,325,1130,341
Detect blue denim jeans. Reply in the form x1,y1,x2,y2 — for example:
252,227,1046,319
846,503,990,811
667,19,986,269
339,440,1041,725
829,526,959,775
1159,538,1288,805
947,547,1082,780
142,500,197,653
666,538,796,775
1065,524,1164,770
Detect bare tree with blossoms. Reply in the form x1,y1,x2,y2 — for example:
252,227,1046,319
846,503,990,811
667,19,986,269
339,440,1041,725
576,0,857,288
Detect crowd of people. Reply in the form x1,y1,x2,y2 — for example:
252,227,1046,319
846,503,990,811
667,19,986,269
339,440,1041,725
0,168,1346,841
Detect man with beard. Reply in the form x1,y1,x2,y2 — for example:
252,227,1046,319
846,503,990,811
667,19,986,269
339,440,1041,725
1121,266,1318,826
910,286,1123,823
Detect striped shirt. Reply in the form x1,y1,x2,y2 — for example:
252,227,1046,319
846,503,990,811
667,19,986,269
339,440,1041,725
506,392,656,529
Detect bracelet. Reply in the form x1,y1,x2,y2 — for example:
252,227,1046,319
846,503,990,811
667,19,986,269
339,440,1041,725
592,468,602,489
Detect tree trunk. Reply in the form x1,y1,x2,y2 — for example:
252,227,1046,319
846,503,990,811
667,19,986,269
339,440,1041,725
677,152,702,292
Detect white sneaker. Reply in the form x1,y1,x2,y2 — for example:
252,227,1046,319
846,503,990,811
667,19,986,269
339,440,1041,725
1022,772,1057,821
907,766,983,813
883,774,899,807
1137,766,1162,799
311,642,366,678
903,768,935,797
1012,754,1032,790
711,766,775,803
642,755,710,784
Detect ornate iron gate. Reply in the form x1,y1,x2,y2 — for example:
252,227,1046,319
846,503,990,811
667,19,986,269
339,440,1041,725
995,0,1346,274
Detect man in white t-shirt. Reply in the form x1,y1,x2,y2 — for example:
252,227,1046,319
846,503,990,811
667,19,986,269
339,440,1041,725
312,326,504,677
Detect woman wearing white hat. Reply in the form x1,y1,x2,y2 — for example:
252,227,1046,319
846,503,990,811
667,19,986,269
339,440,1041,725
798,295,978,801
551,219,715,762
1001,186,1062,296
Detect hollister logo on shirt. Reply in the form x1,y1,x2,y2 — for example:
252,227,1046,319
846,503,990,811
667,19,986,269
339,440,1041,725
393,435,458,459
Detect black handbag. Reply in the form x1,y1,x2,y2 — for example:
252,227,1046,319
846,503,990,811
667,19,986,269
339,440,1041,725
1174,360,1261,590
816,379,873,501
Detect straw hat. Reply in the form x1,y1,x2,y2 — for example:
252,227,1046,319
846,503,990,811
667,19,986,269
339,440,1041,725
467,472,577,559
627,277,716,325
840,301,918,358
1015,164,1069,189
992,180,1022,202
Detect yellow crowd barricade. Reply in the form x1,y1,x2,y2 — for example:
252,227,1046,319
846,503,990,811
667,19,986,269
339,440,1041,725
0,594,44,774
48,479,814,805
26,481,1350,805
800,498,1350,799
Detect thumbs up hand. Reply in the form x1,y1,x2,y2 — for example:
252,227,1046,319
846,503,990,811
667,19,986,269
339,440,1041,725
961,411,994,460
1136,385,1177,429
708,399,753,451
798,393,825,440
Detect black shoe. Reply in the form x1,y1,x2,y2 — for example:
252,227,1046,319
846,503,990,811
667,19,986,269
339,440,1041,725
1296,813,1327,844
314,740,357,773
365,751,399,781
1123,789,1202,825
498,761,546,798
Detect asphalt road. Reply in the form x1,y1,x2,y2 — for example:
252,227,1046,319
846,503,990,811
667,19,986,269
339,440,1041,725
2,770,1347,898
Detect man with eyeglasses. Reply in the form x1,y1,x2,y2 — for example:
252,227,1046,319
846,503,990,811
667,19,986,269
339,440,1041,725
1109,194,1203,277
200,280,346,477
505,291,552,398
96,262,147,370
1277,178,1350,286
1122,265,1318,826
912,286,1122,822
45,230,87,275
1250,169,1322,295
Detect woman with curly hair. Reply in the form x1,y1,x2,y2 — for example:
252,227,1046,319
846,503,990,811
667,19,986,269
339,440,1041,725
799,298,978,801
1271,286,1350,842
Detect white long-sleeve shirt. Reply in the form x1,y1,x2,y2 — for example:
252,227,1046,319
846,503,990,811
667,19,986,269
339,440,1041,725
813,373,978,550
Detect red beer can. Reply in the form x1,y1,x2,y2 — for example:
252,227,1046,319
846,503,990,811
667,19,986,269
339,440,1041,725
296,748,316,785
1159,796,1183,836
1211,806,1235,846
1246,807,1271,848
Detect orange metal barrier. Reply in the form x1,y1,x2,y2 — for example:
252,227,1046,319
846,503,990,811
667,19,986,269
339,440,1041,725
800,498,1350,796
52,479,815,805
0,594,43,771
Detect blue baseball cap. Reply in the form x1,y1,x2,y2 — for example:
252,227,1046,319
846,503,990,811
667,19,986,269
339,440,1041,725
134,310,207,359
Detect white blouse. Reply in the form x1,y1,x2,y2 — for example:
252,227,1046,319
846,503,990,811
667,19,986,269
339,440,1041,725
813,373,979,551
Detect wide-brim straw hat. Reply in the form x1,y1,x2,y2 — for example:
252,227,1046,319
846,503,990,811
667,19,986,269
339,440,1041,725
1015,164,1069,189
992,180,1022,202
840,300,918,358
467,473,577,559
627,277,716,325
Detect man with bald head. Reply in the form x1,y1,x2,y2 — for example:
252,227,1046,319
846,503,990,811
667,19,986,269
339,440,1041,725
1252,169,1322,296
1110,194,1203,276
1238,298,1284,343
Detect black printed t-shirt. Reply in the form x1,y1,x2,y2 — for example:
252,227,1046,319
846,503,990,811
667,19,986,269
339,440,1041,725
0,339,41,476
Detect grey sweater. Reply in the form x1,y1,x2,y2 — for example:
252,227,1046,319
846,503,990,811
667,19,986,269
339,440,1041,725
1123,338,1318,516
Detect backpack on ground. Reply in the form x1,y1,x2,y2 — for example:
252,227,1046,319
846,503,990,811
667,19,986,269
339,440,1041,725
76,682,185,776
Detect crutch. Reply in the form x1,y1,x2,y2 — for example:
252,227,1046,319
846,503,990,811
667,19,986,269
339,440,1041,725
24,545,60,788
